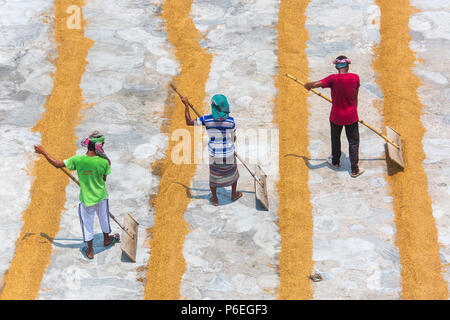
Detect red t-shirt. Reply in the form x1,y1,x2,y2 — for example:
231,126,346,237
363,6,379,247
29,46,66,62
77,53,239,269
320,73,360,125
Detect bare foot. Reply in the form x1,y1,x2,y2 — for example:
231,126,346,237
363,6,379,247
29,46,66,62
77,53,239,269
231,191,243,202
82,246,94,259
104,236,114,246
104,233,119,246
210,196,219,206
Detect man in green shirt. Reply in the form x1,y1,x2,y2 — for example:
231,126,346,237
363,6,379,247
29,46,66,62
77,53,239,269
34,131,119,259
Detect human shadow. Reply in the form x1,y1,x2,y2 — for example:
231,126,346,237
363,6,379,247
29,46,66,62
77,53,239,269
285,153,386,172
20,232,82,248
39,232,83,249
39,232,120,256
80,233,120,256
285,154,329,170
171,181,255,207
285,153,350,171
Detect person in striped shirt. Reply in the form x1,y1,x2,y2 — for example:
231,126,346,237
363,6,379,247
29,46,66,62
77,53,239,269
181,94,242,206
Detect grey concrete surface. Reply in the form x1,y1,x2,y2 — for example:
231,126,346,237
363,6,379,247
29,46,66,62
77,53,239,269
0,0,448,300
179,0,281,300
38,0,173,299
410,0,450,293
0,0,54,286
305,0,401,299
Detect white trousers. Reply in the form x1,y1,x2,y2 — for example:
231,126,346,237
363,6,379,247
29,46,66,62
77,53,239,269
78,199,111,242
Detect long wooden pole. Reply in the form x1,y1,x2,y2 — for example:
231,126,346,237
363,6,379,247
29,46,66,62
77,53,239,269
285,73,400,150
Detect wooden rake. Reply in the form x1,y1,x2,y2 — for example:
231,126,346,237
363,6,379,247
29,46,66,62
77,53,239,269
285,73,405,169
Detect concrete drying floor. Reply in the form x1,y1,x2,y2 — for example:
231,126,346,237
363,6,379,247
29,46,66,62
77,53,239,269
0,0,448,300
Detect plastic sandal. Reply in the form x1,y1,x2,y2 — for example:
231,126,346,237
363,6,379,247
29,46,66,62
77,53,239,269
113,233,120,244
350,167,365,178
82,246,93,259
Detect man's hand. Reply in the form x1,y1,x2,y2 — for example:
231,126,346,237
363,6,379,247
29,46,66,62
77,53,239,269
304,82,313,91
182,96,195,126
304,81,323,91
34,145,46,155
181,96,190,106
34,145,65,168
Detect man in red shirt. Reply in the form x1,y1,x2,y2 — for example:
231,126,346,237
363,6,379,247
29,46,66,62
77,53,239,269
305,55,365,178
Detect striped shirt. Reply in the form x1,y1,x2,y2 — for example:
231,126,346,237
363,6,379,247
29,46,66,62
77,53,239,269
194,114,236,158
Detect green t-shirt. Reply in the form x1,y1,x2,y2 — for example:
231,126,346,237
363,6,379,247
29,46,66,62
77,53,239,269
64,155,111,207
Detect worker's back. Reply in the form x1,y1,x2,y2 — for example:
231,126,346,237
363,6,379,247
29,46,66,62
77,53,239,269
64,155,111,207
320,72,360,125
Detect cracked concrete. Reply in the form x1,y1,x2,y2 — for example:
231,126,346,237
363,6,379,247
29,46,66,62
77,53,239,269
0,0,448,300
38,0,173,299
178,0,280,300
410,0,450,290
0,0,54,289
305,0,400,299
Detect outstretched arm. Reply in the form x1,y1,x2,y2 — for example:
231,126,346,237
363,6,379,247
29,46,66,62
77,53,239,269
181,97,195,126
34,145,65,168
304,80,324,91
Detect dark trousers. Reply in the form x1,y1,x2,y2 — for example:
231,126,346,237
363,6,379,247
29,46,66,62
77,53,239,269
330,120,360,173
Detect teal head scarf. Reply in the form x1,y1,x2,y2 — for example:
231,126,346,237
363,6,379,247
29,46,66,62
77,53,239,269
211,94,230,120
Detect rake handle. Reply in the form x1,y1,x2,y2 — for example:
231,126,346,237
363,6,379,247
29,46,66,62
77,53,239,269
169,84,265,188
284,73,400,150
234,152,264,188
60,166,80,186
170,83,201,117
59,167,135,240
285,73,332,103
358,120,400,150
